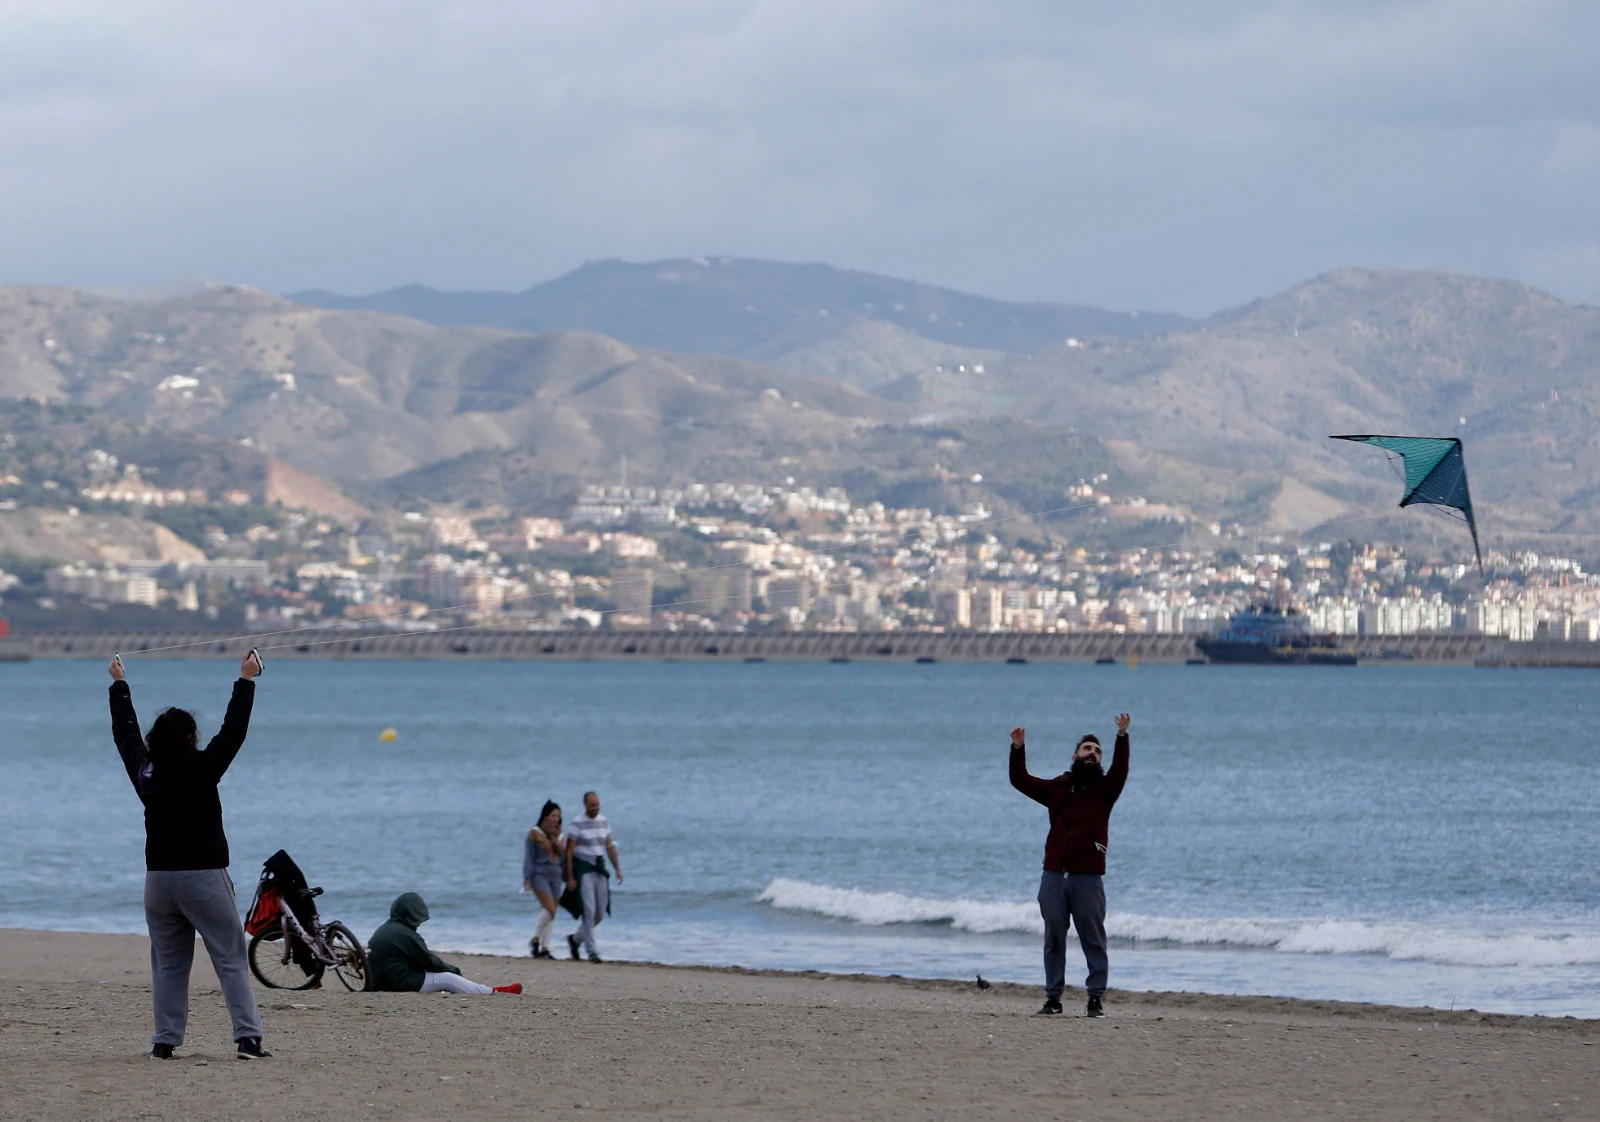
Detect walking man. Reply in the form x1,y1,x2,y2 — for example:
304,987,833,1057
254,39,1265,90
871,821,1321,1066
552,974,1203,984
109,651,271,1059
1009,712,1130,1017
564,790,622,963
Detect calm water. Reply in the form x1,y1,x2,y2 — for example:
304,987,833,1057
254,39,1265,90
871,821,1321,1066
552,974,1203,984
3,659,1597,1017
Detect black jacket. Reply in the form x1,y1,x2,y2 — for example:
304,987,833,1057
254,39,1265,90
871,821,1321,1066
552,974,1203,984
110,678,255,871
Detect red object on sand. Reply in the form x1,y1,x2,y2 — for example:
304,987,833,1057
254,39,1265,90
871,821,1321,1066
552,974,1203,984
492,984,523,994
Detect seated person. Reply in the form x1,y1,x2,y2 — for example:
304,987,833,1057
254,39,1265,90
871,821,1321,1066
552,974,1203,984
368,892,520,995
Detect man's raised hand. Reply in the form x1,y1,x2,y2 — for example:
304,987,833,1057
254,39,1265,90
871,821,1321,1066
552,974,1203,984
240,651,261,680
108,655,125,682
1115,712,1131,735
1010,727,1026,749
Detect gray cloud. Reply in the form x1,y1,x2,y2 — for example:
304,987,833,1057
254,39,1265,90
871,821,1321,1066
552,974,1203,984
3,0,1598,313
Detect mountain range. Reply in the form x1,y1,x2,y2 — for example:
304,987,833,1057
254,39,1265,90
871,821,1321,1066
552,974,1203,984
293,257,1189,365
3,259,1599,555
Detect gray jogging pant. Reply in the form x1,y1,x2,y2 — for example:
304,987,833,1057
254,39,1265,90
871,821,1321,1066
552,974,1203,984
144,868,263,1046
574,871,609,958
1037,870,1108,1001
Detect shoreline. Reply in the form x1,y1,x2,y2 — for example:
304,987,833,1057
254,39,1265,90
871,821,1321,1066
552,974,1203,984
3,928,1595,1121
3,925,1592,1028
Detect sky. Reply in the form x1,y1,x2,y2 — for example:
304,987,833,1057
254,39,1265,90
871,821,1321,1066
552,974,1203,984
2,0,1598,316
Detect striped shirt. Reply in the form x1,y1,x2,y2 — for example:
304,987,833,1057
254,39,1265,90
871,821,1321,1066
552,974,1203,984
567,813,614,863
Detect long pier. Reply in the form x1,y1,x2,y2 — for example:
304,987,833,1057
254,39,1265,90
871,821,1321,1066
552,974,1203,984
20,628,1199,663
8,628,1574,665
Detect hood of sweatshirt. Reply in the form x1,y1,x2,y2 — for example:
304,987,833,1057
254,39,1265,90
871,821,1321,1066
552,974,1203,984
388,892,430,929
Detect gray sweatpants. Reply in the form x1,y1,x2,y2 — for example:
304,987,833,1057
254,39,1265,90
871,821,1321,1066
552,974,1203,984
144,869,263,1046
1037,871,1108,1001
574,871,609,957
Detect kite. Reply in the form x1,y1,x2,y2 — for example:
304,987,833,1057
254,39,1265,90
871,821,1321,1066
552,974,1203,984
1331,435,1481,568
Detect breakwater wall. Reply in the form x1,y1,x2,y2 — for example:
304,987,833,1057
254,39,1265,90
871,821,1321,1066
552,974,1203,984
7,628,1560,665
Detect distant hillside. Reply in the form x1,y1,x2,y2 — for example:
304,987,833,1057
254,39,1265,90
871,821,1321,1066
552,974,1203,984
0,285,1137,523
889,268,1600,538
0,398,270,503
292,257,1191,363
7,266,1600,545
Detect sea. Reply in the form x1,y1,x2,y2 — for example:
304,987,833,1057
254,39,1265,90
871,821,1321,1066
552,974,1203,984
3,658,1598,1018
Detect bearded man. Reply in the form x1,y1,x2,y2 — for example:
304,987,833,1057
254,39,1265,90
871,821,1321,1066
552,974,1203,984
1008,712,1131,1017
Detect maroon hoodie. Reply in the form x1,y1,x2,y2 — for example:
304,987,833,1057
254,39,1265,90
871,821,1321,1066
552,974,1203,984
1009,732,1129,874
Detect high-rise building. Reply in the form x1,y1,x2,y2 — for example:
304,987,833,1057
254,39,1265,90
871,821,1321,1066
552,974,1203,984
934,587,972,629
612,568,654,619
766,574,813,613
687,566,754,617
972,586,1004,630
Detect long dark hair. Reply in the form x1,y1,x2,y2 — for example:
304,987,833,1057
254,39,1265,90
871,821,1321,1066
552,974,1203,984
144,708,199,792
537,800,562,835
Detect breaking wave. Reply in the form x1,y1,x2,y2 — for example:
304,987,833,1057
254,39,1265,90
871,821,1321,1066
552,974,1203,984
757,879,1600,969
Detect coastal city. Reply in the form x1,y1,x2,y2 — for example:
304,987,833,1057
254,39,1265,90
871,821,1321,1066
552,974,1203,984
5,471,1597,643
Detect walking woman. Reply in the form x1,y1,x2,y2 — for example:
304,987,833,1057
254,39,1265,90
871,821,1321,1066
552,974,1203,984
523,800,565,958
108,652,269,1060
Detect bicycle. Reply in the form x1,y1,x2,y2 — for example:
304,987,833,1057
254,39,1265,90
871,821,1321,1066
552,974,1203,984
244,849,370,991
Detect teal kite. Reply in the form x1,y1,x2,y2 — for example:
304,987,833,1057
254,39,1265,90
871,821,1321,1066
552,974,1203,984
1331,435,1481,568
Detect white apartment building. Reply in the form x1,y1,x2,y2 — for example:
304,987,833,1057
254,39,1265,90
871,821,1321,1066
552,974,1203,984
1306,599,1362,636
46,565,159,607
1359,598,1455,636
1464,599,1538,640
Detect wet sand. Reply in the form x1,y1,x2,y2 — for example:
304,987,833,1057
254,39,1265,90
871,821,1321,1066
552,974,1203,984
0,928,1594,1120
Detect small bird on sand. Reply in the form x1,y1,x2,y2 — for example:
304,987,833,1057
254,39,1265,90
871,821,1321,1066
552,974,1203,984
975,975,992,991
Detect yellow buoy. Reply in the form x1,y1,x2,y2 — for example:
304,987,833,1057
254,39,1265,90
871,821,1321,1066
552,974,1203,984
379,727,398,742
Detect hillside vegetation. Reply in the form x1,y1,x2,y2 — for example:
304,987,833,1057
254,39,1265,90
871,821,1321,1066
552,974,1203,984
4,264,1599,545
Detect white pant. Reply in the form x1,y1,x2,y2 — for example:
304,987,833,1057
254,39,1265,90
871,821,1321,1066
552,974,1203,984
420,971,493,995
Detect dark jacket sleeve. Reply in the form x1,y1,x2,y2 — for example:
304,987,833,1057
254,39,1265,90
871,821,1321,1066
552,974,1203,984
407,930,457,975
426,949,460,975
109,681,148,794
1009,744,1058,806
400,925,458,976
201,679,256,782
1104,731,1130,804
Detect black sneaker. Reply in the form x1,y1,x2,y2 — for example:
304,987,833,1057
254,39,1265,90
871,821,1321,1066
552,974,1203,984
149,1043,174,1060
529,938,540,958
566,934,580,961
1037,998,1063,1015
236,1038,273,1060
588,952,603,964
1086,995,1105,1018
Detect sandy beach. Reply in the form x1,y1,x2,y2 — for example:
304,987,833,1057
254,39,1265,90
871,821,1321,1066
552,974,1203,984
0,928,1594,1120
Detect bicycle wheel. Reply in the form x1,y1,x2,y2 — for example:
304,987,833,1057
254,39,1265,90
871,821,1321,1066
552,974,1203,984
326,921,370,992
248,924,324,990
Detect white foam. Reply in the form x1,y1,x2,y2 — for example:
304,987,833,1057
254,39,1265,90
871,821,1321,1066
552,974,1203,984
757,879,1600,969
758,878,1042,935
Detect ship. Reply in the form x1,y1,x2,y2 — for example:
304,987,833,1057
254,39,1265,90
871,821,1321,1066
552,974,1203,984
1195,604,1356,666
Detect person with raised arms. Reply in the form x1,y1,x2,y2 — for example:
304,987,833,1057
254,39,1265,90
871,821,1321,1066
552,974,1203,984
108,651,271,1060
1008,712,1131,1018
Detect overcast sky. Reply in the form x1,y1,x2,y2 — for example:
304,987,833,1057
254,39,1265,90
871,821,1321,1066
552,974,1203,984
3,0,1597,315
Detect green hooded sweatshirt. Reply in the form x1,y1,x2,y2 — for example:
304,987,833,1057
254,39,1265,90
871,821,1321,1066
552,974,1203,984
367,892,461,993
